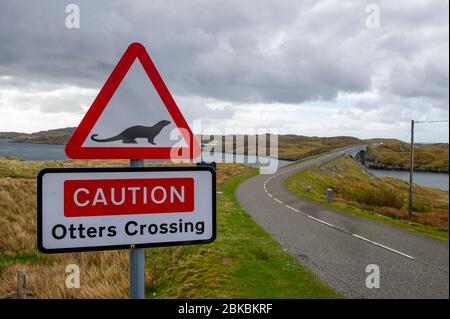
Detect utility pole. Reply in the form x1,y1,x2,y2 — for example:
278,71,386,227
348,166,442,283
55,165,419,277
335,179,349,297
407,119,448,219
408,120,414,219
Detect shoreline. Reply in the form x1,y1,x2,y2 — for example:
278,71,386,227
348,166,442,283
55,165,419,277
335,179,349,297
1,138,449,174
4,139,66,145
366,162,449,174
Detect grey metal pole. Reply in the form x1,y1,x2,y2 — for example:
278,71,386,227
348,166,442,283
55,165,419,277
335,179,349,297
129,159,145,299
408,120,414,219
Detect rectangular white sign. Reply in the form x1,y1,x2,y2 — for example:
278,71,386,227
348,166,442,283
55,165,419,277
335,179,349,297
37,167,216,253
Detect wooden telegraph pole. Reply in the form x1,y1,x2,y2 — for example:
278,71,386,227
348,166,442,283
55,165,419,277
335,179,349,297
408,120,414,220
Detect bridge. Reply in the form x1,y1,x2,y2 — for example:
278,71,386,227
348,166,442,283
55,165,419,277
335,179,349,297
346,144,368,165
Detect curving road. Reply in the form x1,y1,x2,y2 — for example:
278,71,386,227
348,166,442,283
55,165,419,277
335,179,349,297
236,146,449,298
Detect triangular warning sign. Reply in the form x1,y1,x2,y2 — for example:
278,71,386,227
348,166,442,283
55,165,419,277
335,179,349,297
65,42,200,160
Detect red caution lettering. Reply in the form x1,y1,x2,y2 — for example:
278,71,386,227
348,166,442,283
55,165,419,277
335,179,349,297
64,178,194,217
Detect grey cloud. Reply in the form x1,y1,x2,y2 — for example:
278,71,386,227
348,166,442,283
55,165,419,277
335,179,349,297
174,96,235,121
389,61,449,102
0,0,448,107
338,94,448,127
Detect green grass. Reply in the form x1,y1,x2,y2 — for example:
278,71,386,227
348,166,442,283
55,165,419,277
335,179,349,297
285,157,449,242
145,168,341,298
0,252,49,268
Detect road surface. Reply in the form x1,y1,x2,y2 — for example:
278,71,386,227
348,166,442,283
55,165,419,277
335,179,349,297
236,147,449,298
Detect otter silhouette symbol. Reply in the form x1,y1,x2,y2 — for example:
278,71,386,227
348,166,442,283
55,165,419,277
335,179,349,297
90,120,171,144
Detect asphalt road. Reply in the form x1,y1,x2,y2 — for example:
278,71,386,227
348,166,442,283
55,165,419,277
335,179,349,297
236,147,449,298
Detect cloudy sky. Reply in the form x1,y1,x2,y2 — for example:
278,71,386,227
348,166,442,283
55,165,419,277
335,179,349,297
0,0,448,142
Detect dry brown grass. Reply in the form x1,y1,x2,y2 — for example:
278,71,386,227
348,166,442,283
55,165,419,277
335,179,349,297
0,178,36,255
0,158,129,178
382,177,449,227
0,169,130,298
215,164,250,185
286,157,449,232
0,158,251,298
0,251,129,298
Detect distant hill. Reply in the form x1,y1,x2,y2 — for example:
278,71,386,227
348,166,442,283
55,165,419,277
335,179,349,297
1,128,448,170
0,131,25,139
0,127,75,145
365,138,449,172
276,135,361,160
200,134,362,160
1,128,361,160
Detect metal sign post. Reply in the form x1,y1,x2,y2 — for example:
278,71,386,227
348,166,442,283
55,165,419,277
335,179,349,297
129,159,145,299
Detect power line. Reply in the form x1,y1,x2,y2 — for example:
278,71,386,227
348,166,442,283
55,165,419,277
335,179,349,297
415,120,449,124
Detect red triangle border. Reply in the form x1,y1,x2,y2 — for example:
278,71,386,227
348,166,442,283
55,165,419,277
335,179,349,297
65,42,200,160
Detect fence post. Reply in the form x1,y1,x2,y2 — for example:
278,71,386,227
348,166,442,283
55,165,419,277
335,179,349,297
326,189,333,203
16,269,26,299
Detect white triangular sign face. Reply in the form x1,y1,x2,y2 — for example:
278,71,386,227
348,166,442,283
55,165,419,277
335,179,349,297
82,60,186,148
65,42,199,159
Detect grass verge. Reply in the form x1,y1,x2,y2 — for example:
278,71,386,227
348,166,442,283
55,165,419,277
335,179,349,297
145,168,340,298
0,158,339,298
285,157,448,241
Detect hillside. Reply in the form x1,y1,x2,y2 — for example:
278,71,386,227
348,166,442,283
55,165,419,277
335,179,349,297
1,128,361,161
201,134,361,160
1,128,448,170
0,132,25,139
365,138,449,172
2,128,360,156
0,127,75,145
277,135,361,160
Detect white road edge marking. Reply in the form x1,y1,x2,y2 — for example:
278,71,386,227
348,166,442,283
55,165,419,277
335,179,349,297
285,205,299,213
274,198,282,204
352,234,415,260
306,215,335,228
